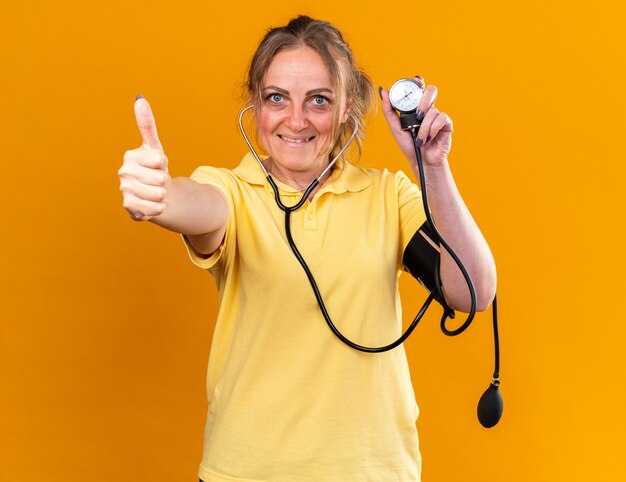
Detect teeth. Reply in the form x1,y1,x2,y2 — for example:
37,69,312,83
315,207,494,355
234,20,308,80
279,135,312,143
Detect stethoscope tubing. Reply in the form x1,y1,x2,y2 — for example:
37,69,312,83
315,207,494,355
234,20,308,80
237,103,502,426
237,106,499,374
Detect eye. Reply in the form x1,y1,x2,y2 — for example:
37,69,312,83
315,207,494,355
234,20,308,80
267,93,283,103
312,95,329,106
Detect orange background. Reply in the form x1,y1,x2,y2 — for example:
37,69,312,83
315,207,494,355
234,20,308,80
1,1,624,481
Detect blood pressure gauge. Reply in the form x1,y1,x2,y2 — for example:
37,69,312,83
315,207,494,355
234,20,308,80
389,78,423,112
389,78,424,131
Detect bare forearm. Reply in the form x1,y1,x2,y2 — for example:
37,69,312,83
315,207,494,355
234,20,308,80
149,177,228,236
415,161,496,311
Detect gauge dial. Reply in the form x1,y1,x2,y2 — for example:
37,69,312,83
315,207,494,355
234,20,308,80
389,78,423,113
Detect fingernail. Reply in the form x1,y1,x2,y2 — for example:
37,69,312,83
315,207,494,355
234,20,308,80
426,135,432,144
135,95,144,101
415,138,423,148
416,110,425,120
378,86,382,99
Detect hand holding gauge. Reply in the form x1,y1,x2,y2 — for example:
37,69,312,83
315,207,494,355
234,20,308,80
380,76,453,168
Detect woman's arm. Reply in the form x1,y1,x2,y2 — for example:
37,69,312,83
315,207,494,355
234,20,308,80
118,97,229,256
415,160,496,311
379,78,496,312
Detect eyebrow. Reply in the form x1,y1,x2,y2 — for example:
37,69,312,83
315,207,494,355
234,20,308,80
262,85,334,96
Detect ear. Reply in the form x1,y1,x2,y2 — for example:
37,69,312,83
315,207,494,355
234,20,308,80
340,98,353,124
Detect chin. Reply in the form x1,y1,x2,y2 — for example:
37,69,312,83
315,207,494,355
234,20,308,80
269,148,326,170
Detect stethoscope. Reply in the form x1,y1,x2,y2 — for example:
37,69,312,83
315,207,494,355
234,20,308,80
238,81,503,427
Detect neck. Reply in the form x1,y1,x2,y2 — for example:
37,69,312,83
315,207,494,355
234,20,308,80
266,158,331,193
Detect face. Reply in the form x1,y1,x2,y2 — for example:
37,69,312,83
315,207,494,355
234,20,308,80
256,46,346,177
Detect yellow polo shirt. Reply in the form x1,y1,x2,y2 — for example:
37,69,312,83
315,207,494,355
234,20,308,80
182,152,427,481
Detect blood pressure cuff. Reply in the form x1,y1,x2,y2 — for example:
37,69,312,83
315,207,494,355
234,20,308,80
403,221,444,304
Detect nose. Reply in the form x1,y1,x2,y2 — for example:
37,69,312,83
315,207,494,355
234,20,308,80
284,104,308,132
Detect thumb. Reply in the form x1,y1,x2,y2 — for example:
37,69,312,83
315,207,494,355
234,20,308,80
378,88,404,137
134,96,163,150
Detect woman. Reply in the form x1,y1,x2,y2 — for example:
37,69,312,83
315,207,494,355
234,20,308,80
119,15,496,482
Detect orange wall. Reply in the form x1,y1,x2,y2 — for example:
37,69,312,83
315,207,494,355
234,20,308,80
1,1,624,481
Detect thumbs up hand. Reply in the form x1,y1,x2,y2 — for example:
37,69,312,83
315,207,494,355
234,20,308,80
119,97,171,221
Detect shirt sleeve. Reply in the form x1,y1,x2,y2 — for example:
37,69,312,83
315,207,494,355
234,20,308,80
180,166,235,271
397,170,427,261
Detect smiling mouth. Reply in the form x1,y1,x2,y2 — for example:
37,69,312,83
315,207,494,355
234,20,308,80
278,135,315,144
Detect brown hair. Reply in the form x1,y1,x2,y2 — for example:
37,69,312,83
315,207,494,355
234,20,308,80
245,15,376,160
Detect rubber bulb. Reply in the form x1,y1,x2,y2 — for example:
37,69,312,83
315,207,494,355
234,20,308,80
477,383,503,428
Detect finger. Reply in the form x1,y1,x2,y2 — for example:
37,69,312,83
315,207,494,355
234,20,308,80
378,87,406,137
134,96,163,151
378,87,396,117
417,106,439,144
416,85,438,119
128,211,146,222
120,177,168,203
413,75,425,89
426,112,453,144
120,163,171,187
124,147,168,171
123,193,165,218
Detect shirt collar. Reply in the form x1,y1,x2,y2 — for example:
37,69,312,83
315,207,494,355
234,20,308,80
233,151,372,195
